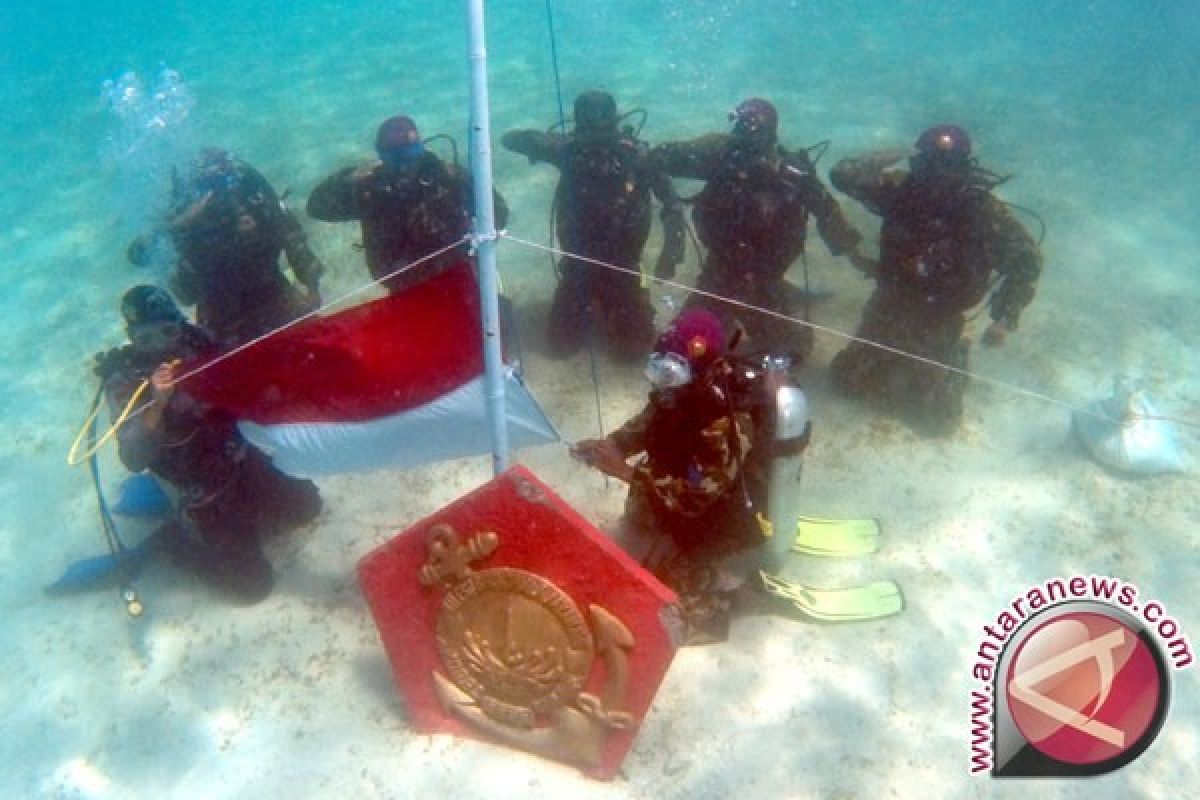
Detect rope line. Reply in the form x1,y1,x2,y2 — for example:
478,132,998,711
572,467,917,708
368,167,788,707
500,232,1196,429
541,1,607,439
543,0,568,134
68,379,150,464
73,224,1194,467
67,360,182,464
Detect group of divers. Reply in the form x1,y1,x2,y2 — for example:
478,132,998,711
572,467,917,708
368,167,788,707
55,89,1184,641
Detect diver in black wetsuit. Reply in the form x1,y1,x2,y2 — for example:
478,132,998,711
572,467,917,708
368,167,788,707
651,98,865,362
95,286,322,603
502,90,685,361
129,148,325,348
308,114,508,294
829,124,1042,434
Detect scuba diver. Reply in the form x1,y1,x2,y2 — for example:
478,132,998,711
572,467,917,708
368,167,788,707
571,309,812,644
651,97,866,363
501,90,686,361
128,148,326,348
829,124,1043,435
307,114,509,294
93,285,322,603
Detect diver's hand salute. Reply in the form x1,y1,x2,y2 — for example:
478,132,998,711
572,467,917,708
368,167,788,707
829,124,1042,435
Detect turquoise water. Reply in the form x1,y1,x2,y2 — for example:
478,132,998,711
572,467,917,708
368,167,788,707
2,2,1197,797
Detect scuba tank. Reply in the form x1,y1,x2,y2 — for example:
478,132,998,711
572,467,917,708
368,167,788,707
763,357,811,563
767,377,811,563
724,354,812,564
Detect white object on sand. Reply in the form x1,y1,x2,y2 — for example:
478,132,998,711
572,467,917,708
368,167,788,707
1071,377,1187,476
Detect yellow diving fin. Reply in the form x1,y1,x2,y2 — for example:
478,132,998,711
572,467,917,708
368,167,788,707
758,572,904,622
793,516,882,557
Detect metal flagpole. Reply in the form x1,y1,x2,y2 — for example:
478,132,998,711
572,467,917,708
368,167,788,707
465,0,509,474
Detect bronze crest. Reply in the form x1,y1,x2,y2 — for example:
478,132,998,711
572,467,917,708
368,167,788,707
420,523,635,768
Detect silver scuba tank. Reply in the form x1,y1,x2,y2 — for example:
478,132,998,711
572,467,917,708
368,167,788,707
773,384,811,444
766,360,811,561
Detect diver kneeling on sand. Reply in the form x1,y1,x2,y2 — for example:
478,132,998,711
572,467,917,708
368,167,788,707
571,309,813,644
828,124,1043,435
307,113,509,295
92,286,322,603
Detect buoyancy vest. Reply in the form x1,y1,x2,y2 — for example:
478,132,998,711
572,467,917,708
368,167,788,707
98,339,246,502
557,137,653,256
643,379,734,476
355,153,471,272
171,164,287,294
692,145,812,278
878,179,992,311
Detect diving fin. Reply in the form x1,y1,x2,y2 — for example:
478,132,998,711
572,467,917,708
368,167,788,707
793,516,881,557
757,571,903,622
112,472,173,518
44,538,160,596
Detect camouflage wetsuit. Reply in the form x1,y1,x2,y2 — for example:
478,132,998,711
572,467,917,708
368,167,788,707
829,151,1042,433
652,135,862,361
502,129,685,361
307,152,508,294
608,363,763,642
165,157,324,348
97,331,321,602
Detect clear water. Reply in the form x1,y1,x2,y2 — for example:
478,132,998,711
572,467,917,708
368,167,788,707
2,1,1196,797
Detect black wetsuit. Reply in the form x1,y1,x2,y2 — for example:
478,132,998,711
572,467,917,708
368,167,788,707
829,152,1042,433
165,160,323,348
97,332,321,602
502,129,685,360
307,152,508,294
653,134,862,361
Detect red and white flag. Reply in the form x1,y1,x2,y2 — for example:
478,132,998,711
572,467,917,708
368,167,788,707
185,263,558,477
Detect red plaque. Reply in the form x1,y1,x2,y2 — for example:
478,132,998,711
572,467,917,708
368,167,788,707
358,466,680,779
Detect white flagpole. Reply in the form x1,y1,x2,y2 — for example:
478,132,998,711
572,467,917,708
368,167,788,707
465,0,509,474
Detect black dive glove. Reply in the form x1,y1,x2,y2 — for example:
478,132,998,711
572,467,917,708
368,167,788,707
500,130,540,165
93,347,127,379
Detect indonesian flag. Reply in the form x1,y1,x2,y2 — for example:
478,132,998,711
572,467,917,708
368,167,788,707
185,262,558,477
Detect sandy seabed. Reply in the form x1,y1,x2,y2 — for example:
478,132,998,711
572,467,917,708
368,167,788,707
23,221,1199,799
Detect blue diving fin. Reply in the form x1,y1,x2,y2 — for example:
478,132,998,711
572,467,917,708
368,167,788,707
44,539,158,596
112,472,173,518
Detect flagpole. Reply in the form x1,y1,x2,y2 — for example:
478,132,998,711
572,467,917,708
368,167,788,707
465,0,509,474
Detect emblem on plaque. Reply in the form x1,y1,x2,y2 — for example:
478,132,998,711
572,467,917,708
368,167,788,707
419,523,635,768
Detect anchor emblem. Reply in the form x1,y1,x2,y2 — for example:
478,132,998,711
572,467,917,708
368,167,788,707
419,523,635,768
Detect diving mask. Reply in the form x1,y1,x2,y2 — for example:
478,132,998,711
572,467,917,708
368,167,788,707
189,148,238,198
728,108,762,136
128,320,183,354
645,351,693,389
728,97,778,144
380,141,425,170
